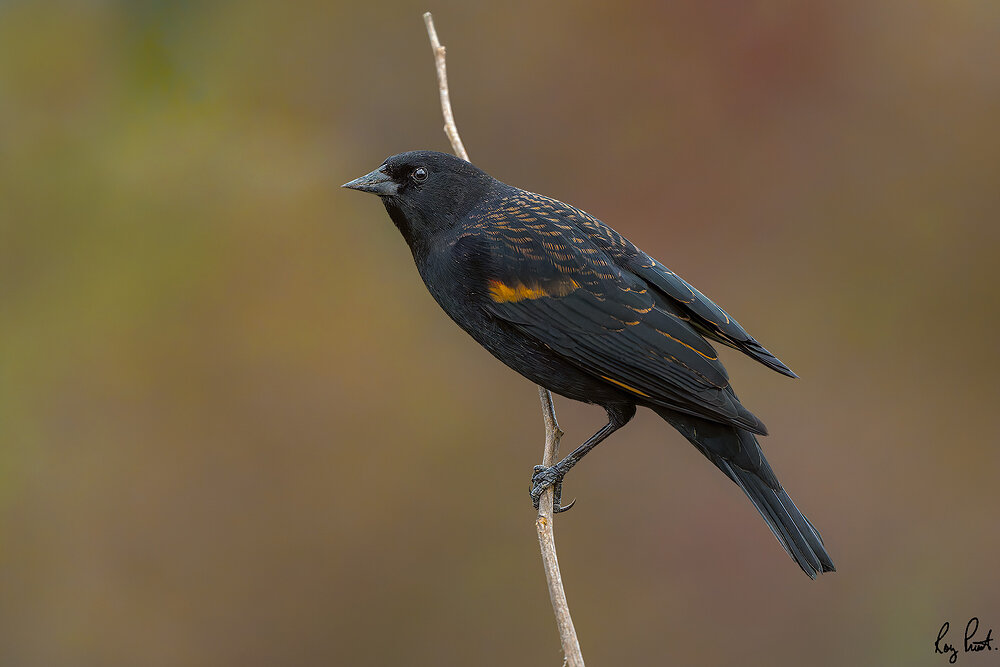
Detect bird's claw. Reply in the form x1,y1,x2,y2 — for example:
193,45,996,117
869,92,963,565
554,496,576,513
530,465,576,513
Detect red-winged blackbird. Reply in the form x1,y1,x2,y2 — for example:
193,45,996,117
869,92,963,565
344,151,834,578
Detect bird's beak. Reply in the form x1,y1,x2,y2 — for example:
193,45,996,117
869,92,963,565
342,166,398,196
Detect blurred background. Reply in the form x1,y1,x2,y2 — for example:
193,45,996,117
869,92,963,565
1,1,998,665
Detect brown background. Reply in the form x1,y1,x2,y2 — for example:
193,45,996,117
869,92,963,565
1,1,998,665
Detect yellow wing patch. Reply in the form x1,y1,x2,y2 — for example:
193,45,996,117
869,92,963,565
488,279,578,303
655,329,719,360
600,375,651,397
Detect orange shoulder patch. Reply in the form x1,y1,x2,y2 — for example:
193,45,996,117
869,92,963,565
488,278,578,303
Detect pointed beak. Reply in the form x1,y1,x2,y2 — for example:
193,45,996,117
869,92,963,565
342,166,398,196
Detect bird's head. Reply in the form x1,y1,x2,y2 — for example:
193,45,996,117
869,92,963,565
343,150,493,249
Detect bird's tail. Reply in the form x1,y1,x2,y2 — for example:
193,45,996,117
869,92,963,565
653,407,835,578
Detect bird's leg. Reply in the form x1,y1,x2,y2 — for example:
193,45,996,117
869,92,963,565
530,419,623,513
530,404,635,513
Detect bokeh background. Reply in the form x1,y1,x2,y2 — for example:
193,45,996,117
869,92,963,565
2,1,998,665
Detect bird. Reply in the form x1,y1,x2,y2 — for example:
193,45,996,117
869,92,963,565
343,150,834,578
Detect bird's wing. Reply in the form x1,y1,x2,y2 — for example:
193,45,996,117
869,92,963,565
462,196,767,435
518,193,797,378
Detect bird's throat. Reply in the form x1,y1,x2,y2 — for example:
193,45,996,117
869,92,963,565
383,198,419,249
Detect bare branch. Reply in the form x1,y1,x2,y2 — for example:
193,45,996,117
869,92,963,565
535,387,585,667
423,12,469,162
422,12,584,666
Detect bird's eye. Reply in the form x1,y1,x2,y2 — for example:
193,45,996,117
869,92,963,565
411,167,428,183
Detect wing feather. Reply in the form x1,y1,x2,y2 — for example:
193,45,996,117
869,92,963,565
515,192,798,378
467,198,768,435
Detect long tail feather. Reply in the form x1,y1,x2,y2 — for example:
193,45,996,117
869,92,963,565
654,406,834,578
717,458,835,578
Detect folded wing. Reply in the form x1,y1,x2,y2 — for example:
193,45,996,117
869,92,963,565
463,200,769,435
515,192,798,378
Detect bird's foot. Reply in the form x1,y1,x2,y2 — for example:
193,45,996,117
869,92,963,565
530,465,576,513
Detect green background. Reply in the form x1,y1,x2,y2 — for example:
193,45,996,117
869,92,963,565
2,1,998,665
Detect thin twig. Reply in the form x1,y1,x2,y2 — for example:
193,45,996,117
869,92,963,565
422,12,584,666
423,12,468,162
535,387,584,667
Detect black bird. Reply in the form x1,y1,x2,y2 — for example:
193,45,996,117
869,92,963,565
343,151,834,578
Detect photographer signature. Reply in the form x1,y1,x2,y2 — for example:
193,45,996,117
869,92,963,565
936,618,996,663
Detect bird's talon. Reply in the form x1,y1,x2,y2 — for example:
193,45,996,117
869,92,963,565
530,464,566,511
555,497,577,513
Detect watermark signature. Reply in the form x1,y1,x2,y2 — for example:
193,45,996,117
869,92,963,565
935,618,996,663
